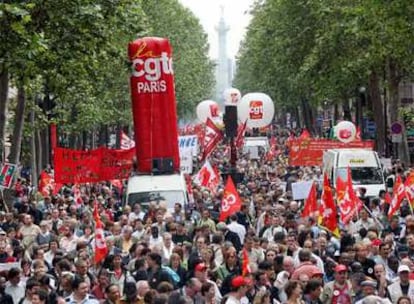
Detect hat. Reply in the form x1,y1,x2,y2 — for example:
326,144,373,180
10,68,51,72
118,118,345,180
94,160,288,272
231,276,251,288
195,263,207,272
361,280,377,288
334,264,348,273
216,222,227,231
0,229,6,235
398,265,410,273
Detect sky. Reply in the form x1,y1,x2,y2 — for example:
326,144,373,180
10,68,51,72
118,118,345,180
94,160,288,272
179,0,254,59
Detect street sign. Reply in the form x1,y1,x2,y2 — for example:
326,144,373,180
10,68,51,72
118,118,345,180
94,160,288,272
392,134,402,143
391,122,403,134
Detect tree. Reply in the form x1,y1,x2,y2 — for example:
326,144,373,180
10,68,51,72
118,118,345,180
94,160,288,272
235,0,414,162
142,0,215,118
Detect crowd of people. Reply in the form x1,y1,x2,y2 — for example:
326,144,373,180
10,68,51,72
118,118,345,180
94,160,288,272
0,126,413,304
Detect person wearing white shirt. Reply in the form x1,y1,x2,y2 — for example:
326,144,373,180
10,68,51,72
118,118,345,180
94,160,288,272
131,219,146,241
128,203,145,223
161,232,174,264
227,214,246,245
5,268,25,304
262,215,287,243
149,225,163,249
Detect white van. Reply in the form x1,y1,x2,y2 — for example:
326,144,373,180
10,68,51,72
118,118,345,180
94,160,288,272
243,137,270,159
323,148,385,197
125,173,189,213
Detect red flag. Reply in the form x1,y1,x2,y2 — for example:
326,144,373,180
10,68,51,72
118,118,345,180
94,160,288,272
120,131,135,150
388,175,406,219
201,118,223,162
39,170,53,196
242,248,251,276
110,179,123,192
336,176,347,202
404,172,414,207
339,167,362,224
319,174,339,237
301,182,318,218
299,129,311,139
94,202,108,264
384,192,392,204
235,120,248,148
219,177,242,221
193,160,220,194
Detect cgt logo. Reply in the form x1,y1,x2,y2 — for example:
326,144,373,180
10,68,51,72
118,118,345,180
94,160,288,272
131,52,173,81
249,100,263,119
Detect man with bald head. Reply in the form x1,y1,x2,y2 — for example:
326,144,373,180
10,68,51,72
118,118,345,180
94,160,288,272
136,280,150,303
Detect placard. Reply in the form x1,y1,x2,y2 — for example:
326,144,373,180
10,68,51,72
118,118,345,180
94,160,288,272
291,181,313,201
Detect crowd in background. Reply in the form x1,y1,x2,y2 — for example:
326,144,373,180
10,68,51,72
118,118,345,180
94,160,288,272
0,126,412,304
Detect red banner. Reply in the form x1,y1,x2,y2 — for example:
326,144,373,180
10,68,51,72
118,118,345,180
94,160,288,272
128,37,179,173
54,147,135,184
288,139,374,166
201,118,224,162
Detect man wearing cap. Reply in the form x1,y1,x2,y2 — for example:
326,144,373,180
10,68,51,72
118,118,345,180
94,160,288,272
193,262,222,302
354,279,378,304
321,264,353,304
387,265,414,303
224,276,250,304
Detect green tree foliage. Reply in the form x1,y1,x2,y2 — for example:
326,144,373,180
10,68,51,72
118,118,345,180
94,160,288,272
142,0,215,118
1,1,214,164
235,0,414,161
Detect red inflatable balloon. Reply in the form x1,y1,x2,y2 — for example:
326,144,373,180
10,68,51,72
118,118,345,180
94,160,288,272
128,37,180,173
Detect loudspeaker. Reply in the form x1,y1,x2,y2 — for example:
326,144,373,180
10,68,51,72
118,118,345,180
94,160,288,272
152,158,173,174
224,106,238,138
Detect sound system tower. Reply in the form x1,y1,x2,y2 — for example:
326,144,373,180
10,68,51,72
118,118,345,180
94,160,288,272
224,106,238,138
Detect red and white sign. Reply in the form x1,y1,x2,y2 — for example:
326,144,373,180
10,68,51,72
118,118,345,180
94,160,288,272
335,121,356,143
128,37,179,173
249,100,263,120
238,92,274,128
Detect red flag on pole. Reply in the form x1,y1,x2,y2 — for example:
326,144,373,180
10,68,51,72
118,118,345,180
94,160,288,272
39,170,54,196
301,182,318,218
93,202,108,264
235,120,248,148
193,160,220,194
339,167,362,224
219,176,242,221
318,174,339,237
336,176,347,202
299,129,311,139
388,175,406,219
404,172,414,207
201,118,223,162
242,248,251,276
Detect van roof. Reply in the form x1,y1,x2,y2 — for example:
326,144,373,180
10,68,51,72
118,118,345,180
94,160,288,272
127,174,185,193
327,148,374,153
